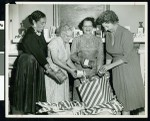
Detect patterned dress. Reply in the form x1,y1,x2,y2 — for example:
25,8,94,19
71,34,104,101
105,25,145,111
45,37,70,103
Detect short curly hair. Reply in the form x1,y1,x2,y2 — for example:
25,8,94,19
96,10,119,25
78,17,96,31
55,24,72,36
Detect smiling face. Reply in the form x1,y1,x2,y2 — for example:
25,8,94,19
102,22,115,32
33,17,46,32
82,20,93,34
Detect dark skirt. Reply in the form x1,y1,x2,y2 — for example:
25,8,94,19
12,53,46,114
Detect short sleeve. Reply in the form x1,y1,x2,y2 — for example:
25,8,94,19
70,37,80,63
105,32,113,61
119,30,134,63
97,37,104,67
106,52,113,60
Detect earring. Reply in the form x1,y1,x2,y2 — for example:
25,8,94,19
33,24,37,28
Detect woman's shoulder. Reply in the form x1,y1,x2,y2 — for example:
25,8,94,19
48,36,61,47
119,25,132,35
73,35,83,40
118,25,133,42
72,35,83,43
22,28,35,43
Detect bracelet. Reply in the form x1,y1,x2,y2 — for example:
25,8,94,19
84,59,89,66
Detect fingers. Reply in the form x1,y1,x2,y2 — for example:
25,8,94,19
73,73,77,78
100,65,108,72
98,65,107,77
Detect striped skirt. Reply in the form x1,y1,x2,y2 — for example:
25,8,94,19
77,75,115,108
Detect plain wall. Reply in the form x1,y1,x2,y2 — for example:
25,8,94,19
18,4,54,29
110,5,145,33
9,4,54,54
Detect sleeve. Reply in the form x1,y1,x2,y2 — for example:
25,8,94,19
70,37,80,63
105,32,113,60
106,52,113,60
48,39,59,59
118,30,134,63
97,37,104,67
23,34,48,67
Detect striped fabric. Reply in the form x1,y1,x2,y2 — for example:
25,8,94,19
36,98,123,115
78,75,114,108
36,100,84,114
79,98,123,115
36,75,124,115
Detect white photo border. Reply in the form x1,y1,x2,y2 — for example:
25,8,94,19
5,1,148,118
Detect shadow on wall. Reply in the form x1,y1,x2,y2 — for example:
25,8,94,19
16,17,31,54
18,17,31,36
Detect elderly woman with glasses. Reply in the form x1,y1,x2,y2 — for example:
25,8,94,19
45,24,77,103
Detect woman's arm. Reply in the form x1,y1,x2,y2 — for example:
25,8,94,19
49,39,76,77
100,29,134,72
70,37,81,64
105,59,123,70
97,38,104,72
53,58,72,73
52,55,77,78
23,34,48,68
106,59,112,64
66,58,77,69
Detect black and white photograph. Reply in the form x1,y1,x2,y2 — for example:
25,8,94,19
5,2,147,118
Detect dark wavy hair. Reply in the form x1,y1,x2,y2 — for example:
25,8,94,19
78,17,96,31
28,10,46,25
96,10,119,25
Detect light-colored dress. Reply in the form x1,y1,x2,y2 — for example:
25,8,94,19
106,25,145,111
45,37,70,103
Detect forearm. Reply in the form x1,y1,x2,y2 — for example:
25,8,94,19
106,59,112,64
67,59,77,69
44,63,50,70
53,58,71,73
97,60,103,72
107,59,124,70
70,53,80,64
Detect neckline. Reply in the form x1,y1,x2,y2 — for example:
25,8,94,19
83,34,93,39
59,37,68,50
30,27,42,36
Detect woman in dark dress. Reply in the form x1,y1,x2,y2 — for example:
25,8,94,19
12,10,52,114
96,10,145,115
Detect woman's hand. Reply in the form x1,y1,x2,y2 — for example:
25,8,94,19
98,64,112,75
69,69,77,78
80,58,95,69
44,63,50,71
105,71,110,79
45,67,52,74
